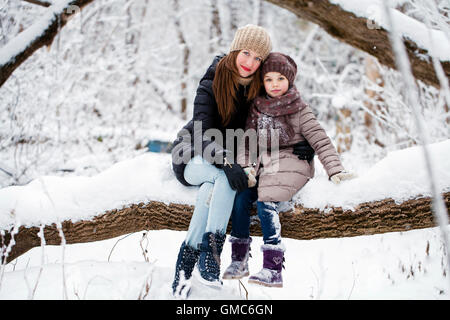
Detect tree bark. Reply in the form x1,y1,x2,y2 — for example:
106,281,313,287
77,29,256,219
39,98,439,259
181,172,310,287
2,192,449,264
265,0,449,88
364,56,384,147
335,107,352,153
172,0,190,119
210,0,223,53
22,0,52,7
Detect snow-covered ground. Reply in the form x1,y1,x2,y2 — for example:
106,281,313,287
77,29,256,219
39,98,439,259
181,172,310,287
0,139,449,300
1,227,448,300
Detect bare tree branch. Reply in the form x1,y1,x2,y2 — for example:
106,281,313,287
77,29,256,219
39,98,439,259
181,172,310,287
265,0,449,88
21,0,52,8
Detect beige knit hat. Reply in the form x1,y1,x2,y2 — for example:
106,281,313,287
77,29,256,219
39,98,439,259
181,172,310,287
229,24,272,60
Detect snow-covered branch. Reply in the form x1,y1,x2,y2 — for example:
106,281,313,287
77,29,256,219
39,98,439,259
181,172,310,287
0,0,94,87
266,0,449,88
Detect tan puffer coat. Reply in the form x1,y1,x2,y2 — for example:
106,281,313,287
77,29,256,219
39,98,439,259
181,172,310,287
237,94,344,202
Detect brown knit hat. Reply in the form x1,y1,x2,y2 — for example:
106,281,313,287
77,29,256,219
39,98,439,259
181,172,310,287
262,52,298,86
230,24,272,60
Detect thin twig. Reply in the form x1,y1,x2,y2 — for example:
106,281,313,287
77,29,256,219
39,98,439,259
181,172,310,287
238,279,248,300
0,220,19,291
107,233,133,262
29,224,46,299
21,0,52,7
347,261,357,300
140,231,150,262
138,266,154,300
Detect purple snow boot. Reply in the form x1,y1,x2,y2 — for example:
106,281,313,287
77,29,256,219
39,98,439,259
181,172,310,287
248,244,285,288
223,237,252,280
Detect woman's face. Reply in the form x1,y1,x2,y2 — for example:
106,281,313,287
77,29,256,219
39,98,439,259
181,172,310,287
235,49,262,78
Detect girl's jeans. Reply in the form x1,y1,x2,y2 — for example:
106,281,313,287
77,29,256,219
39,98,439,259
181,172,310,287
230,187,281,245
184,155,237,248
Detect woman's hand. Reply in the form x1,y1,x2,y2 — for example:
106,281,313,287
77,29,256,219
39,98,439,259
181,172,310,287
223,159,248,192
292,140,315,162
330,171,357,184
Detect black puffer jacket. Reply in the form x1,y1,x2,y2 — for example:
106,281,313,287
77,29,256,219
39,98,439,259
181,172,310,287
171,55,253,186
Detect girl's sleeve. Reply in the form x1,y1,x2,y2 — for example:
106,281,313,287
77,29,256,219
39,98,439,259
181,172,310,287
299,105,344,177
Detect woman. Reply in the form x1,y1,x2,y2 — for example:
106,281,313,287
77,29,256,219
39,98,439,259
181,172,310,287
170,24,272,296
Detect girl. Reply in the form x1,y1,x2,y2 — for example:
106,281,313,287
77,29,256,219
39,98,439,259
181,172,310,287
223,52,355,288
170,24,272,296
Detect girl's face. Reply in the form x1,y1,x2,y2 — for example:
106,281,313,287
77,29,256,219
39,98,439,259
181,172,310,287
235,49,263,78
263,72,289,98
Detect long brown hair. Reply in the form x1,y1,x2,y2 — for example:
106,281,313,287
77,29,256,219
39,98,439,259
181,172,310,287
212,51,262,127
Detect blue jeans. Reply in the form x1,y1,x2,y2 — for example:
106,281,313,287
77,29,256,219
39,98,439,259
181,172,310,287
230,187,281,245
183,155,237,248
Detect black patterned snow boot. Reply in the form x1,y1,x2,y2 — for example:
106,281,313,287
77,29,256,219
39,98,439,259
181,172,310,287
172,241,200,297
194,231,226,288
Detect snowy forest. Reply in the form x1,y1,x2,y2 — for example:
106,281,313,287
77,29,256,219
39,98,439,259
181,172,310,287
0,0,449,300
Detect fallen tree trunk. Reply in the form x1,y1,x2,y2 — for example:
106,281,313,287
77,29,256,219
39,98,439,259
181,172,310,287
2,192,449,264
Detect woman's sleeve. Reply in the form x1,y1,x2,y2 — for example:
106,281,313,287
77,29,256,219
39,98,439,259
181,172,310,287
192,79,216,130
191,77,229,165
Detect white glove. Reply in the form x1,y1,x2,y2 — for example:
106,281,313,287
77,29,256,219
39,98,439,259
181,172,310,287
244,167,257,188
330,171,356,184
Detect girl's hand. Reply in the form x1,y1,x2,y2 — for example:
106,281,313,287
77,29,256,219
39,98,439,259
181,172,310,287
244,167,257,188
330,171,356,184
